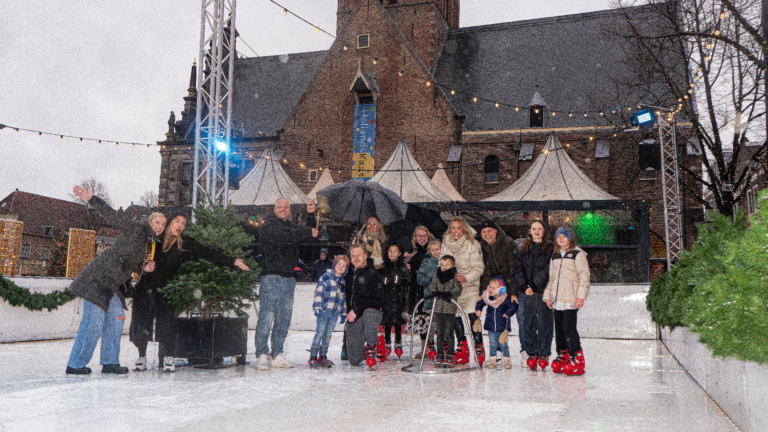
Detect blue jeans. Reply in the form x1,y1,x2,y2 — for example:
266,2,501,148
68,294,125,368
488,331,510,357
255,275,296,357
310,309,340,358
516,292,526,353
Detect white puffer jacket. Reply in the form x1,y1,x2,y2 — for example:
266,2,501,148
440,226,485,317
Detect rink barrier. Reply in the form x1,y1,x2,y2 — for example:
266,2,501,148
0,278,655,342
661,327,768,432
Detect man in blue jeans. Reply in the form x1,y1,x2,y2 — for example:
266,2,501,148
255,198,318,370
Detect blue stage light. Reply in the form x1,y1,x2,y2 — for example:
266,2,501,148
215,139,229,152
630,109,656,130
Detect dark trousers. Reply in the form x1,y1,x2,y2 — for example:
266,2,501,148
554,309,581,355
454,314,483,348
523,293,553,357
345,309,382,366
384,325,402,343
129,283,155,358
432,313,455,355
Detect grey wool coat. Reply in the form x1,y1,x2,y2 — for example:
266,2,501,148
68,196,158,312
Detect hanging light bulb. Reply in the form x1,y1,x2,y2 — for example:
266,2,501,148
283,9,288,16
719,12,725,19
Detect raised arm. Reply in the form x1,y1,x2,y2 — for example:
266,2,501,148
73,185,135,232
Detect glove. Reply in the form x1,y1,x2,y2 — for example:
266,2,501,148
314,310,320,318
340,315,346,324
435,291,452,299
472,319,483,333
499,329,509,344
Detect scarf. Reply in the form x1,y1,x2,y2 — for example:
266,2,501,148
483,289,507,309
436,267,456,284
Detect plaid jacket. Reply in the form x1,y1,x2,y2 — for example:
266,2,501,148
313,270,347,315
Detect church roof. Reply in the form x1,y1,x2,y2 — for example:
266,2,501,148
431,164,465,201
370,139,452,203
229,148,310,205
231,51,326,138
484,133,618,202
307,169,336,200
434,6,665,131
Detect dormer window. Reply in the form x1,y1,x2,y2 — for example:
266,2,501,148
527,90,548,128
349,65,380,105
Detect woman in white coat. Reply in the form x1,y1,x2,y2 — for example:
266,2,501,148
440,216,486,363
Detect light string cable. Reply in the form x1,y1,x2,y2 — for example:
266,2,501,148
0,123,158,148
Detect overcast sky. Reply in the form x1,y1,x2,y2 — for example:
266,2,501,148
0,0,613,208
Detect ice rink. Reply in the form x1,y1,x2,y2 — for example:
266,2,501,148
0,331,738,432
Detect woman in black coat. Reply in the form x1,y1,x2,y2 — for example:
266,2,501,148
513,220,555,371
66,185,166,375
129,211,249,372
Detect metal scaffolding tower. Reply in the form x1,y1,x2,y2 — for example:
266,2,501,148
192,0,236,211
658,114,683,268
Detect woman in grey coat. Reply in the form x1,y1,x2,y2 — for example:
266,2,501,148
66,185,166,375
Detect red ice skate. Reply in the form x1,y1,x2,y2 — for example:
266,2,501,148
538,355,550,371
394,342,403,359
563,350,585,375
375,335,387,362
426,341,437,360
475,345,486,367
454,340,469,364
551,351,570,374
365,344,377,369
526,355,538,371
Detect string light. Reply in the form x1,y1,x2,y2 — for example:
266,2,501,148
719,12,725,19
473,97,478,102
283,8,287,15
450,89,455,95
714,30,720,36
343,45,348,50
495,102,500,108
426,81,431,86
372,58,377,64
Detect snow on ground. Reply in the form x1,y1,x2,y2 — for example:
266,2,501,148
0,331,737,432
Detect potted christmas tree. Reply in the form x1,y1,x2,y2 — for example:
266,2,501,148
160,203,259,367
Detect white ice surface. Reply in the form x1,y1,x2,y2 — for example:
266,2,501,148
0,331,738,432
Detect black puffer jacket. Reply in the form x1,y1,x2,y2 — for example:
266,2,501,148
260,212,314,278
479,229,520,296
512,242,554,295
406,242,429,314
345,258,383,317
379,254,411,325
68,196,158,311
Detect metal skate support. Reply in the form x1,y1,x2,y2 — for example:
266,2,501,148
401,299,480,374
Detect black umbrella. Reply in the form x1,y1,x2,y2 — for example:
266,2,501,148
317,179,408,225
389,204,448,250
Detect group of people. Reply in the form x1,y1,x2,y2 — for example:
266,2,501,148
300,212,591,374
64,190,589,376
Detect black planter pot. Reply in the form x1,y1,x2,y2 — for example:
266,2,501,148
172,316,248,368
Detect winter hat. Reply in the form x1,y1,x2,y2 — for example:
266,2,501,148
556,227,574,243
319,248,330,256
479,219,500,233
489,275,507,295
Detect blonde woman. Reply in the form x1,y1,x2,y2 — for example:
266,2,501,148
354,216,387,269
440,216,486,364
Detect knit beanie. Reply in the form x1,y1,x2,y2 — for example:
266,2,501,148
479,219,500,232
555,227,573,243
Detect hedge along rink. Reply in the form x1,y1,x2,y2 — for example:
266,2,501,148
647,190,768,364
0,276,76,311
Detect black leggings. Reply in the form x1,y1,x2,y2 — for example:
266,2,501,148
384,325,402,343
554,309,581,355
454,314,483,348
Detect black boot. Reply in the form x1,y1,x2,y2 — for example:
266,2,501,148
340,329,348,361
102,364,129,374
66,366,91,375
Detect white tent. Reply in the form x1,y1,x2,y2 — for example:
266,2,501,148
370,138,452,202
484,133,618,201
431,163,465,201
229,148,310,205
307,169,335,200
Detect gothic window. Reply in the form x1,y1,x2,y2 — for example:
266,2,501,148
529,106,544,128
484,155,499,184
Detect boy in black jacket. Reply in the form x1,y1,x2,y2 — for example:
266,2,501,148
344,244,384,368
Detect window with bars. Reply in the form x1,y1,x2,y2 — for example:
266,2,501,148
484,155,499,184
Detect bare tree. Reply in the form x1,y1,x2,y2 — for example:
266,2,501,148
613,0,767,217
69,177,114,207
137,190,158,208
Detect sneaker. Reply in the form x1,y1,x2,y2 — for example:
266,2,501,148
102,364,129,374
340,351,348,361
503,356,512,369
271,353,295,369
520,351,528,368
319,356,334,368
66,366,91,375
163,356,176,372
133,357,147,371
486,356,497,369
256,354,271,370
308,356,319,368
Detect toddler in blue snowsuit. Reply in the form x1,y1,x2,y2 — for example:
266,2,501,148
475,275,519,369
309,256,349,368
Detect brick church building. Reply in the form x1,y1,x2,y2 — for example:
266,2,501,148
156,0,703,255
